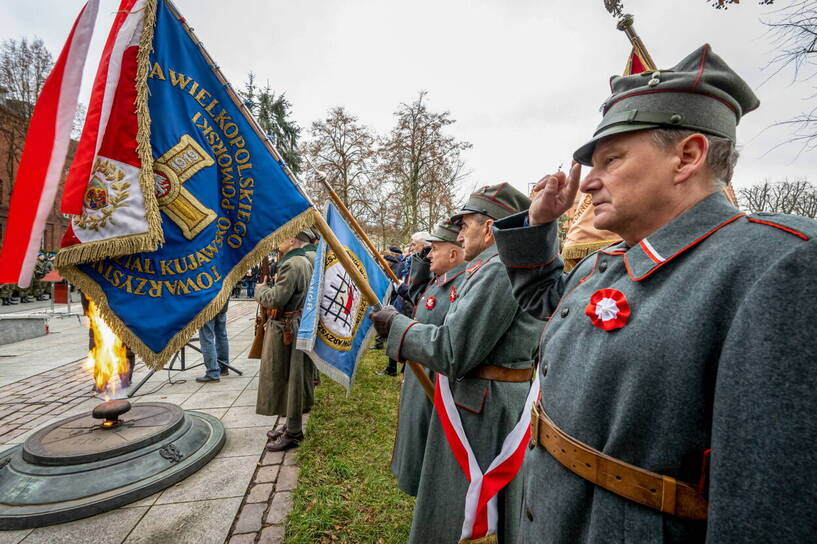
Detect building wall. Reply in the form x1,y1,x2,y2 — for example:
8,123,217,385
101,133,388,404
0,104,74,252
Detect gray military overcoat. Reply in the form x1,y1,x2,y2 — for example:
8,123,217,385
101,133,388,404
255,248,314,418
391,255,467,496
387,244,544,544
493,192,817,543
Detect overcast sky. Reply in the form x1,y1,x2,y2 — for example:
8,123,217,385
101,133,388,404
1,0,813,197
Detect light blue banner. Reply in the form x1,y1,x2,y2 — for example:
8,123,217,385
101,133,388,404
297,204,391,393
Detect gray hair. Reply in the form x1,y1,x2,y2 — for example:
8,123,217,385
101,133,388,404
650,129,739,191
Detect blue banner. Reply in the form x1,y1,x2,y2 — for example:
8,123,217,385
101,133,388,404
68,0,312,365
297,204,391,393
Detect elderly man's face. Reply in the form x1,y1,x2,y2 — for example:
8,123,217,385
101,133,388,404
456,214,492,261
580,130,676,242
429,241,463,275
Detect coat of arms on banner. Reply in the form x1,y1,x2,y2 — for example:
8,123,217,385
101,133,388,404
76,158,135,231
319,248,367,352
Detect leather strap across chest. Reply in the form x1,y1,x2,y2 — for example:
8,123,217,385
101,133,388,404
530,403,708,520
467,365,533,382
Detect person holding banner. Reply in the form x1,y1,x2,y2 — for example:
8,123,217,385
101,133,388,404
390,221,467,497
256,231,315,452
371,183,544,544
492,46,817,542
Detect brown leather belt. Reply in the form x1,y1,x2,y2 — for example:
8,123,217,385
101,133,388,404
530,403,708,520
467,365,534,383
265,308,302,320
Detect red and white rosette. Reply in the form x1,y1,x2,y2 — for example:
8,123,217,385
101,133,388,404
425,296,436,310
434,371,540,542
585,288,631,331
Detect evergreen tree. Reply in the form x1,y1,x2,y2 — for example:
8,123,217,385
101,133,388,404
239,72,302,175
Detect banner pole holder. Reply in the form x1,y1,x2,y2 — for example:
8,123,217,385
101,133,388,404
128,336,243,398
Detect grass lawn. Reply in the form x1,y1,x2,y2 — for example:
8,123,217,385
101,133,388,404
286,348,415,544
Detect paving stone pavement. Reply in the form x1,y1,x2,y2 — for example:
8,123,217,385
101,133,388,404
0,299,299,544
225,418,305,544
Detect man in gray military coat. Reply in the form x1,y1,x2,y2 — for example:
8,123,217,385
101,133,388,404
371,183,544,544
390,221,467,497
493,45,817,542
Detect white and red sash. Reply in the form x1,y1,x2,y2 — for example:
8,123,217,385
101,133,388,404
434,371,540,541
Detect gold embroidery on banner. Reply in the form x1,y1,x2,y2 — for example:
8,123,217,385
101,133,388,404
154,134,217,240
76,159,132,231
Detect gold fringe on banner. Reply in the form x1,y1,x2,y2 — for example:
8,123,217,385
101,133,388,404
60,207,316,370
56,0,163,269
562,239,620,261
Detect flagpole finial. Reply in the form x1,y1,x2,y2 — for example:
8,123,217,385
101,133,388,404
616,13,634,32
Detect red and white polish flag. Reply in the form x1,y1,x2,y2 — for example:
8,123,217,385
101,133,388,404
0,0,99,286
434,371,540,542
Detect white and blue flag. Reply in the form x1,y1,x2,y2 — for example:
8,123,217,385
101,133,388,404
297,204,391,393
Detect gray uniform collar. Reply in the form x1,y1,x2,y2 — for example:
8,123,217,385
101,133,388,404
604,192,745,281
435,262,467,287
466,244,500,276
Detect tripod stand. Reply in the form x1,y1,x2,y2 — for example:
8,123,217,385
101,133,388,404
127,336,243,398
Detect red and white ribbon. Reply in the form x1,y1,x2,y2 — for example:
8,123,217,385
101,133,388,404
0,0,99,286
434,370,540,541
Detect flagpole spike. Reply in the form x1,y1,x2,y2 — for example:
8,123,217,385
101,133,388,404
615,13,656,71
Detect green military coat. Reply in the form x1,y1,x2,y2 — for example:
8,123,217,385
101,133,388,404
493,193,817,543
391,255,467,496
387,244,544,544
255,248,314,418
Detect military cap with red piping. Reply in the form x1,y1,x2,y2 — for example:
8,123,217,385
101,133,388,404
573,44,760,166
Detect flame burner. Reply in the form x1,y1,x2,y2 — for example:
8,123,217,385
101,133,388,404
92,399,131,428
0,402,225,529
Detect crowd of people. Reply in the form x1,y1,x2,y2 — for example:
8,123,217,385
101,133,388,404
184,45,816,543
367,45,817,543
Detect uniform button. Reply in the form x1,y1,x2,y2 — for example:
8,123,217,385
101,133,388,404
599,260,608,272
560,307,569,318
526,507,534,522
528,439,535,450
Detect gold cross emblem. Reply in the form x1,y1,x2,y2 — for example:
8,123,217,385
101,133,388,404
153,134,216,240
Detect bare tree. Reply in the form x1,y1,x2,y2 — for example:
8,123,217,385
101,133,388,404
0,37,53,120
303,107,377,217
738,177,817,217
0,37,54,183
379,91,470,240
708,0,774,9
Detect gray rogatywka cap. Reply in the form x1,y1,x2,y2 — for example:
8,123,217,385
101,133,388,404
426,221,462,245
573,44,760,166
295,227,317,243
450,182,531,224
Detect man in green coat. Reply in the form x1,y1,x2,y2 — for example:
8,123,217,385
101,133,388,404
255,231,315,452
493,45,817,542
371,183,544,544
391,221,467,497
